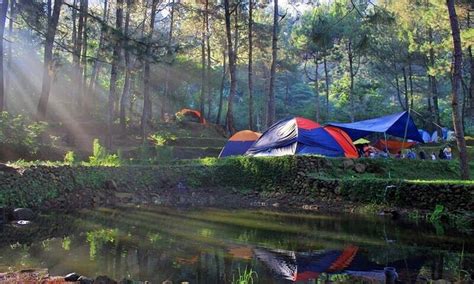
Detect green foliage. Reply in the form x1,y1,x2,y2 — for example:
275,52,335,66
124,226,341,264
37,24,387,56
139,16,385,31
86,229,118,260
87,139,122,167
149,132,177,146
64,151,79,166
428,204,445,223
231,267,258,284
0,112,47,154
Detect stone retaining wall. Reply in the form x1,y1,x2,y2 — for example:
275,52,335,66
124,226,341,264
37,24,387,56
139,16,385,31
0,156,472,211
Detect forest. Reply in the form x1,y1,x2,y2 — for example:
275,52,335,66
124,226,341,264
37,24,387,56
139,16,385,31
0,0,471,131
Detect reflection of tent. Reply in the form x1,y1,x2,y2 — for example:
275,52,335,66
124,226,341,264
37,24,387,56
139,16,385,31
353,138,370,145
374,139,417,154
254,246,359,281
246,117,358,158
328,111,423,143
255,246,426,283
219,130,261,158
176,108,206,123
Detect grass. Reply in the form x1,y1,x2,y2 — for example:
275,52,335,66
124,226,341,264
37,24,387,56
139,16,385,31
232,267,258,284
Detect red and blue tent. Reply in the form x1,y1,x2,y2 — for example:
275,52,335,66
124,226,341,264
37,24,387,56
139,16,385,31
245,117,358,158
219,130,262,158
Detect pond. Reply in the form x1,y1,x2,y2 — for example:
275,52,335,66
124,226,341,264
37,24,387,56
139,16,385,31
0,206,472,283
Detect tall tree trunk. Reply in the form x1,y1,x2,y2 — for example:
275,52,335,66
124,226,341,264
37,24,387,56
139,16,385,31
141,0,158,140
347,39,355,122
37,0,62,120
408,61,414,109
120,0,132,132
267,0,278,127
447,0,470,180
224,0,236,133
106,0,123,148
468,1,474,115
205,0,212,120
199,7,206,121
469,46,474,115
161,0,175,121
216,48,226,125
429,29,441,128
80,0,88,110
75,0,84,108
0,0,8,112
5,0,14,111
88,0,108,108
402,66,409,110
395,70,405,110
247,0,254,130
314,59,320,122
323,56,329,119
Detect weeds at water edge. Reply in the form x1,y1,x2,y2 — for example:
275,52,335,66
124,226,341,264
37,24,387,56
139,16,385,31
232,266,258,284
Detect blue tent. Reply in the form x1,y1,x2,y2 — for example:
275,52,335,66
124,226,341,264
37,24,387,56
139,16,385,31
328,111,424,143
418,129,431,143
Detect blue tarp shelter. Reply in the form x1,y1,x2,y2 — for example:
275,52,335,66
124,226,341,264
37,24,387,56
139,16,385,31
328,111,424,143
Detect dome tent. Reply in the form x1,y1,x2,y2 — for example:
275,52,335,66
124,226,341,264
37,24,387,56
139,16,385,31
245,117,358,158
176,108,206,124
219,130,261,158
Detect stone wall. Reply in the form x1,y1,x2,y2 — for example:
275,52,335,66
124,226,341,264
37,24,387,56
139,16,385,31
0,156,472,211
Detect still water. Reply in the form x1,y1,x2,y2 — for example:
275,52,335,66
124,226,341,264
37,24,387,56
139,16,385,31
0,206,472,283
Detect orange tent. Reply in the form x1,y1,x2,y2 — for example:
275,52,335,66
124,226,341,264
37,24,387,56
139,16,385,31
176,108,206,124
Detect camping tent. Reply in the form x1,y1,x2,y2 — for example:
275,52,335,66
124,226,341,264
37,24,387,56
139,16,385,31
176,108,206,123
374,139,417,154
418,130,431,143
219,130,261,158
245,117,358,158
328,111,424,143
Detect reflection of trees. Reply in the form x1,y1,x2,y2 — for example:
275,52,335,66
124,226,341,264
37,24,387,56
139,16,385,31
0,208,472,282
86,229,118,260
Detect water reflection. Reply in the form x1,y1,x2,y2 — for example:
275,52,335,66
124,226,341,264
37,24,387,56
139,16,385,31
0,206,471,283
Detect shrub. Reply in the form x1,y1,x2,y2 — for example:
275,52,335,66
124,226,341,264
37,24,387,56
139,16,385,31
0,111,47,153
64,151,78,165
87,139,122,167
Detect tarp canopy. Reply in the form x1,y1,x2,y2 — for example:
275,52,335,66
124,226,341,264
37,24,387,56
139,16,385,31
328,111,423,143
219,130,261,158
245,117,358,158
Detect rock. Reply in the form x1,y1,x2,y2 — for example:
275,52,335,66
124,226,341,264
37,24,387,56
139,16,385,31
114,192,133,199
162,280,173,284
0,208,6,224
0,163,17,173
64,272,81,282
104,180,118,191
12,208,35,221
94,275,117,284
78,276,94,284
354,163,367,173
342,159,355,170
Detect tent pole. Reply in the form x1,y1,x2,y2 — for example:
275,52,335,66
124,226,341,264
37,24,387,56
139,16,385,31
384,132,389,153
401,108,411,153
